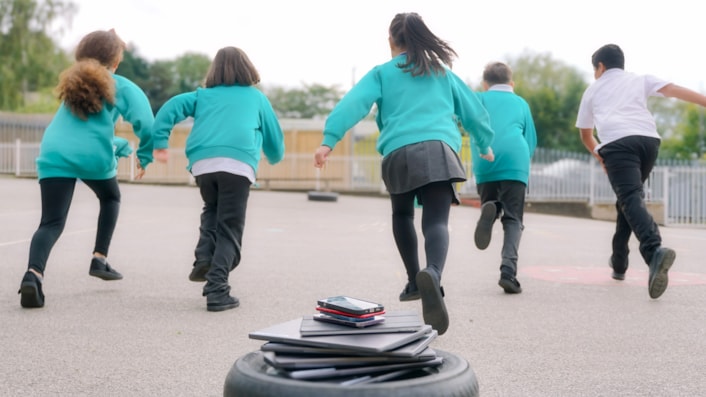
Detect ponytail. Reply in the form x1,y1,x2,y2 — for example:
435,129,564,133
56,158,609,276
56,59,115,120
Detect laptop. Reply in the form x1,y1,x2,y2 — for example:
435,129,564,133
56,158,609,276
276,356,444,380
260,329,438,358
249,317,433,353
262,348,438,370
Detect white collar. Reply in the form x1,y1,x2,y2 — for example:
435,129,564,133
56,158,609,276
487,84,514,93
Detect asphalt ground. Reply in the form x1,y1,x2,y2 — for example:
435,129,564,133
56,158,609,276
1,175,705,397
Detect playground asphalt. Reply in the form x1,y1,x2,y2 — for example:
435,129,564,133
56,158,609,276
1,175,705,397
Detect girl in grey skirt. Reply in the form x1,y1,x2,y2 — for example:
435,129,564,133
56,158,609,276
314,12,495,335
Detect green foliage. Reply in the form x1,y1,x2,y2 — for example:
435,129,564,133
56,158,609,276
660,103,706,160
116,50,210,113
173,52,210,92
508,51,588,152
263,83,344,119
13,86,59,113
0,0,74,110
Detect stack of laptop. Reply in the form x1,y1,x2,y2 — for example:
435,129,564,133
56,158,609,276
248,297,441,384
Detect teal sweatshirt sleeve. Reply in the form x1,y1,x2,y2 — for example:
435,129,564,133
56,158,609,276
259,94,285,164
152,92,197,149
321,68,380,150
449,72,494,154
113,136,133,158
523,103,538,158
113,75,154,168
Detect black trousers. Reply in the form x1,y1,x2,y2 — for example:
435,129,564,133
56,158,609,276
194,172,250,297
28,177,121,274
598,135,662,267
390,181,454,285
476,180,526,277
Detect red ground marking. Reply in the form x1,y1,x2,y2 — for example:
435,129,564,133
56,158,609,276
522,266,706,286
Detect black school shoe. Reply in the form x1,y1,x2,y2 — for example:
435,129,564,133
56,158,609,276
609,257,627,281
498,274,522,294
398,282,420,302
474,202,497,250
207,294,240,312
189,261,210,282
18,271,44,308
648,247,676,299
416,268,449,335
89,257,123,280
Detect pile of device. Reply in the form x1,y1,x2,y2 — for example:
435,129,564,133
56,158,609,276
248,295,442,384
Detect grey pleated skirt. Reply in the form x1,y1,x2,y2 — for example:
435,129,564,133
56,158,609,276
381,140,466,204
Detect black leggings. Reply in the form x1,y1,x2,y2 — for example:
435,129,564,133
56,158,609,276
390,181,454,285
28,177,121,274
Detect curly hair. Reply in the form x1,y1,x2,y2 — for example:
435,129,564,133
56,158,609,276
55,30,124,120
56,59,116,120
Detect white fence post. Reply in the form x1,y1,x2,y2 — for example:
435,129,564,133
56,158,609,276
14,138,21,177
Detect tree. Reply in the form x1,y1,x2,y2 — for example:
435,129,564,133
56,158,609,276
660,103,706,160
0,0,75,110
263,83,345,119
173,52,210,93
508,51,588,152
116,50,210,113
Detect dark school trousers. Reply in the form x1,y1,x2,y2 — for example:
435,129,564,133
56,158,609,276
28,177,121,274
598,135,662,266
194,172,250,298
476,180,526,277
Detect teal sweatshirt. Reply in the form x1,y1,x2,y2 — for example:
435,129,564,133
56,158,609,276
321,54,494,157
471,85,537,184
36,74,154,180
113,136,133,162
152,85,285,172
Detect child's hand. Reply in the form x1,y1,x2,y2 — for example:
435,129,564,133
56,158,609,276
153,148,169,163
479,147,495,162
135,160,146,180
314,145,331,168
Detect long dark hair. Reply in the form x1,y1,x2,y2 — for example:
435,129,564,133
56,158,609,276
388,12,457,77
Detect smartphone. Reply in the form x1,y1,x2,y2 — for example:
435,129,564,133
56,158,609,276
313,313,385,328
314,308,383,322
316,306,384,319
316,296,384,315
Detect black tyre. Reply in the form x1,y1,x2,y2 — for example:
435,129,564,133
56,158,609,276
223,349,479,397
307,191,339,202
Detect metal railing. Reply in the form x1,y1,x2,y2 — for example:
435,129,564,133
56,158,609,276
3,138,706,226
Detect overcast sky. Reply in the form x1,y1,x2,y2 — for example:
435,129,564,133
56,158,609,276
56,0,706,91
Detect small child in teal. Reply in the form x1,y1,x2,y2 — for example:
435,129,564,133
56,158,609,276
152,46,285,312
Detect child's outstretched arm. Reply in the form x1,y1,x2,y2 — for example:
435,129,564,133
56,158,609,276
659,84,706,107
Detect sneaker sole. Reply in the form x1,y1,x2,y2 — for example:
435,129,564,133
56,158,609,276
611,272,626,281
20,282,43,308
609,257,627,280
207,302,240,312
498,278,522,294
89,270,123,281
416,269,449,335
648,248,676,299
474,203,496,250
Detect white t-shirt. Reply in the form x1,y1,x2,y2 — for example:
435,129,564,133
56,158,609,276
190,157,256,183
576,68,669,151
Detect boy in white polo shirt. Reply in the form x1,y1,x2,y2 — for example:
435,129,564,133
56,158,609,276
576,43,706,299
